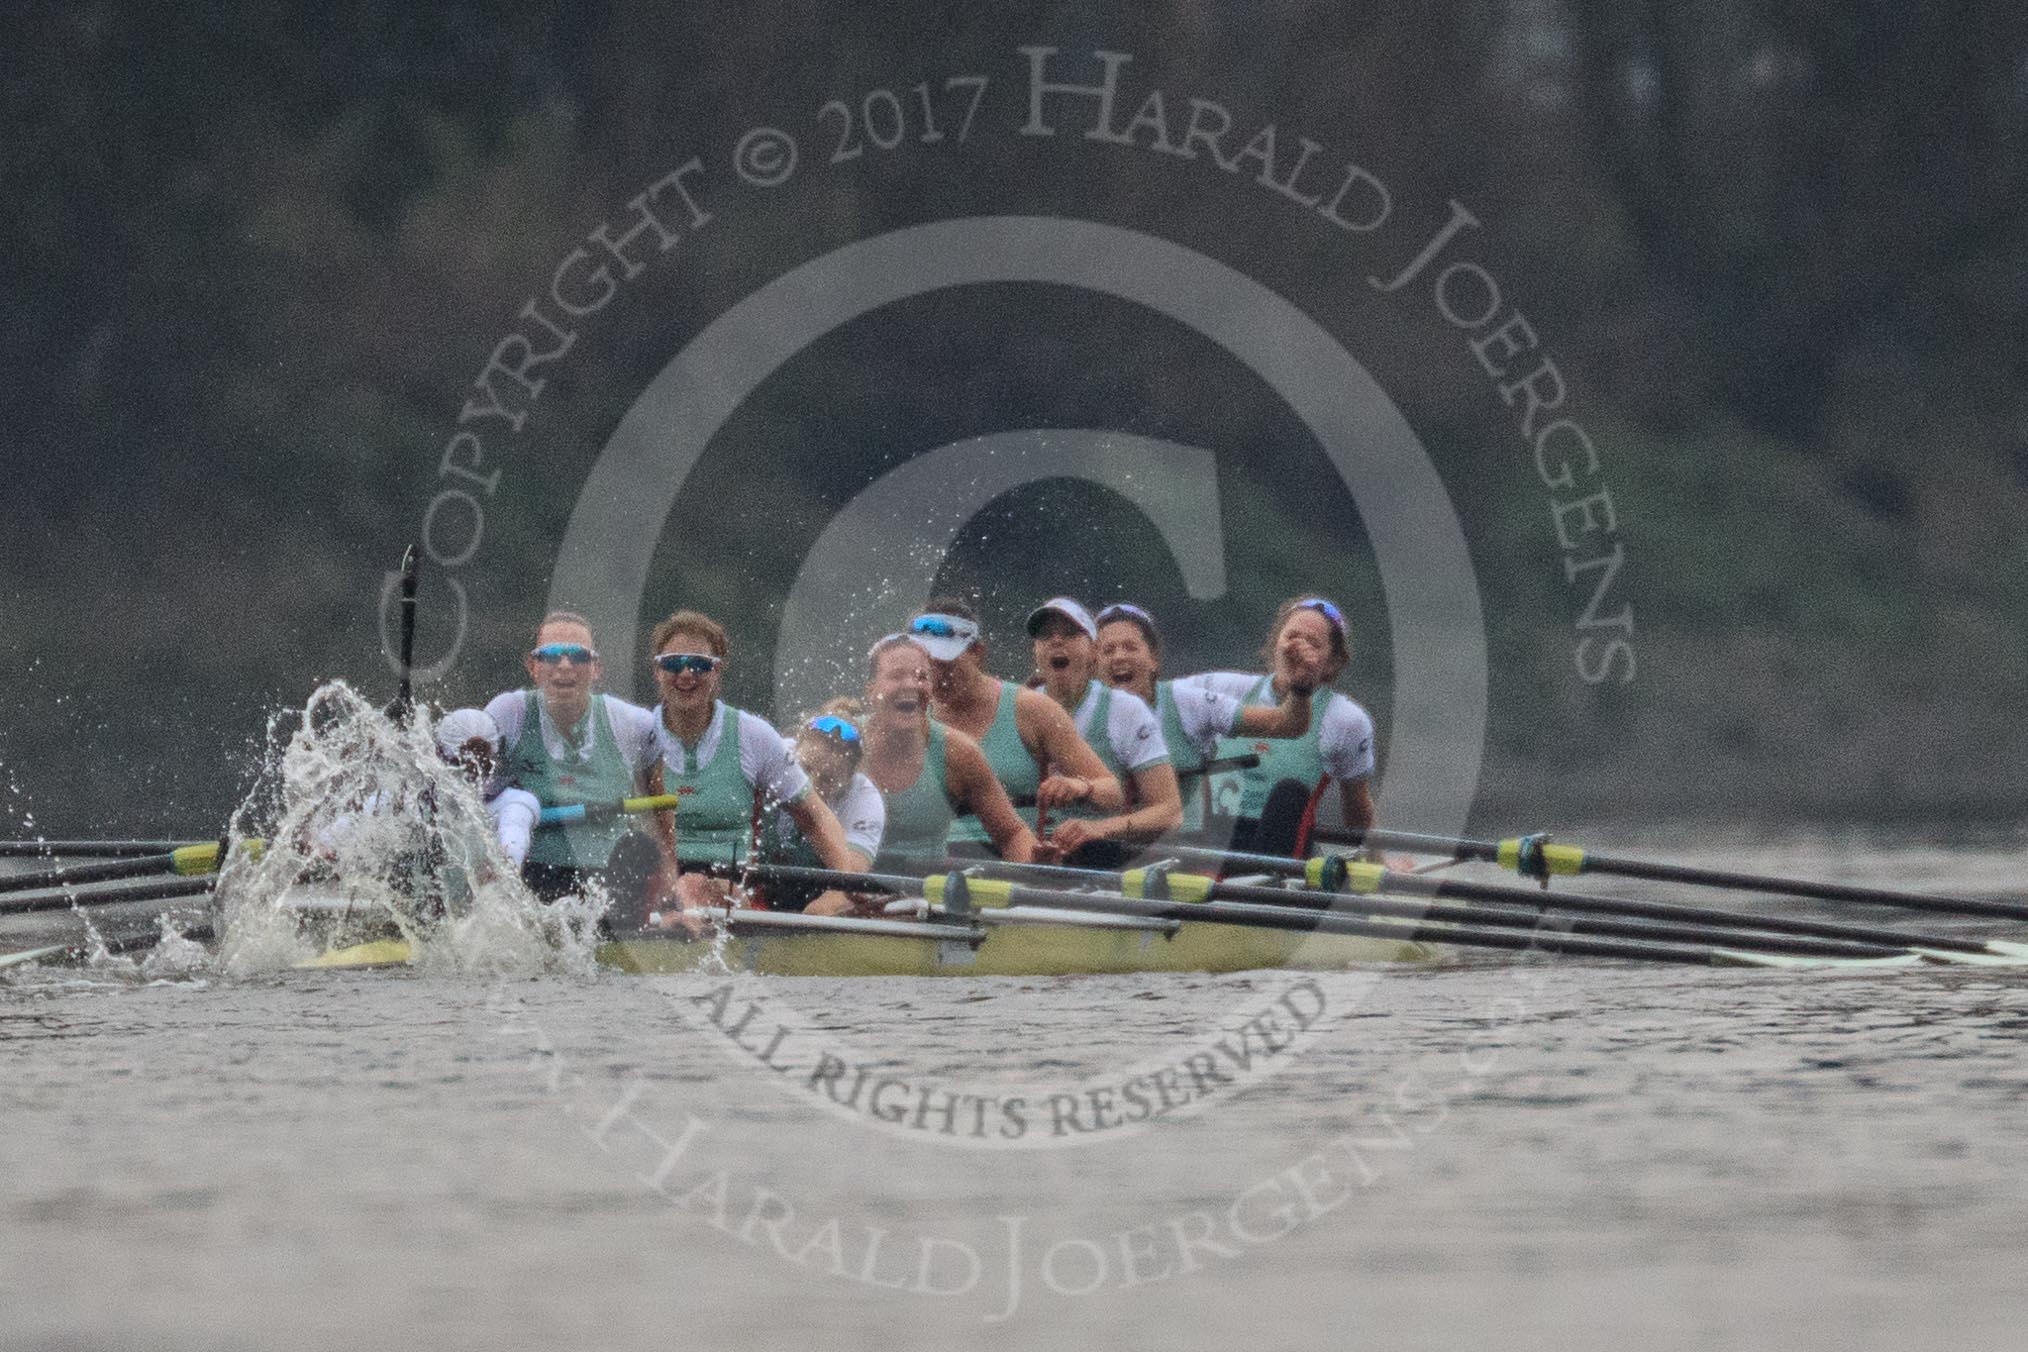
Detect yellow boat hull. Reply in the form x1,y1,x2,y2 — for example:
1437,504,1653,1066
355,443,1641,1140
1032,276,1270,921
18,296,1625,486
303,920,1438,976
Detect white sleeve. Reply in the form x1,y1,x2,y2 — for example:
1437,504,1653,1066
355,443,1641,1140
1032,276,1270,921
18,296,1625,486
1106,690,1169,772
484,691,527,749
488,787,542,868
601,696,663,776
836,774,886,862
738,711,813,806
1167,673,1253,754
1319,695,1376,782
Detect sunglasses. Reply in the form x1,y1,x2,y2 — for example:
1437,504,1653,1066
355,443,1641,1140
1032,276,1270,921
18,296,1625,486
909,615,966,639
807,715,861,744
1095,602,1158,628
653,652,722,675
1292,597,1347,634
530,643,598,665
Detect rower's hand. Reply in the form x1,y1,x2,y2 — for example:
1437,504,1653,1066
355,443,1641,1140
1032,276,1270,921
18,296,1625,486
1035,774,1094,810
1049,817,1102,854
1029,838,1066,865
649,907,708,939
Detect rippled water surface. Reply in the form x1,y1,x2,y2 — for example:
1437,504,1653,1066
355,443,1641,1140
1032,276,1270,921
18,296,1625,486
5,833,2027,1350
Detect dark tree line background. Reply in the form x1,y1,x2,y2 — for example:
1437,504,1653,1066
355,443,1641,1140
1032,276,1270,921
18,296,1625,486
3,1,2025,836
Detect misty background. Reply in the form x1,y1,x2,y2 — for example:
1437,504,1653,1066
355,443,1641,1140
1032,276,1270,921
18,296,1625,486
4,2,2025,838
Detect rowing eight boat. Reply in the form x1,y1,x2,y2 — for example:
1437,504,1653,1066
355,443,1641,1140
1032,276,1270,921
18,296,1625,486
298,901,1445,976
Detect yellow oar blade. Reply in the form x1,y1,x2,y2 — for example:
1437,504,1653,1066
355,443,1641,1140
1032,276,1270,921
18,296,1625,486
294,939,413,970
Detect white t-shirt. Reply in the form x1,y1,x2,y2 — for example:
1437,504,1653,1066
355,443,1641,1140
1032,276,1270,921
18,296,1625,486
313,782,543,871
653,701,813,806
1163,673,1252,758
488,785,542,868
1074,682,1169,773
483,691,661,774
1179,672,1377,782
762,771,886,865
830,771,887,862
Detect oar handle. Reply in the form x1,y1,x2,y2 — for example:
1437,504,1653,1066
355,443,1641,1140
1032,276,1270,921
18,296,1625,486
537,794,679,828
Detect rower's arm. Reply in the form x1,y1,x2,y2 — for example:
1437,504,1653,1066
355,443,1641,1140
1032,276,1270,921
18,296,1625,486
1232,684,1314,740
783,792,863,874
1055,763,1184,850
643,761,680,870
946,735,1037,863
1341,777,1378,832
1021,692,1124,812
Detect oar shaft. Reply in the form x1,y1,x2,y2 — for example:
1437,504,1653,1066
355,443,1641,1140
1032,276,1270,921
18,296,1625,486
1314,825,2028,924
734,863,1850,967
1578,852,2028,921
957,848,1992,957
0,841,232,895
0,852,171,894
537,795,678,828
391,543,419,723
0,840,203,859
0,874,218,916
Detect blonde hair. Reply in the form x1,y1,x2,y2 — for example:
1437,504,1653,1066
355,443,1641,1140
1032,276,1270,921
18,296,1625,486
649,609,729,659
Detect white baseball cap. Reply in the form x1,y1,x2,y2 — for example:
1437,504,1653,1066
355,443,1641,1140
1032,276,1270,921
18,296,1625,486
906,612,983,662
1025,596,1097,642
434,707,503,757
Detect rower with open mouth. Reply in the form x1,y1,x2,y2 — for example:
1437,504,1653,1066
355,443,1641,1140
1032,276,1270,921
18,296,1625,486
1023,597,1182,869
1200,596,1380,856
859,632,1040,872
483,610,663,903
641,609,864,926
907,598,1123,858
1093,601,1319,839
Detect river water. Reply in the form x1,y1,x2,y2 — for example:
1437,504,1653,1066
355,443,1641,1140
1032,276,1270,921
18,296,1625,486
4,831,2026,1351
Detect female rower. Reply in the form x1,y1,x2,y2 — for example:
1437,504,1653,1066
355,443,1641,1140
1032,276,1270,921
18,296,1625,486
484,610,660,902
1094,601,1318,836
642,610,861,923
1198,596,1379,855
907,598,1122,855
434,708,542,873
860,633,1039,870
754,701,887,916
1025,597,1181,867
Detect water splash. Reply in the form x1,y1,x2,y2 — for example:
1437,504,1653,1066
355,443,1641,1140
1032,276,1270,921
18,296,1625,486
214,681,597,979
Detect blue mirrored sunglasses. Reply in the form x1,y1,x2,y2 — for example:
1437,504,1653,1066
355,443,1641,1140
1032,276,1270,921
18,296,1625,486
531,643,598,665
807,715,862,744
654,652,721,675
1293,598,1346,633
909,615,963,639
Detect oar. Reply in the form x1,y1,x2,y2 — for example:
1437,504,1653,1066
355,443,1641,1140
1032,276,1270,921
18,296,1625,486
1313,825,2028,923
537,794,678,828
1011,754,1260,809
0,874,219,917
0,893,216,958
732,863,1918,969
387,543,420,725
1149,843,2023,960
887,854,1977,963
0,839,205,859
0,841,255,896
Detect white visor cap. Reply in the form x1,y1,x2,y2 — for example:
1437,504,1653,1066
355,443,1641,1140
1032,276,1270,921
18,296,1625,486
1024,596,1098,642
